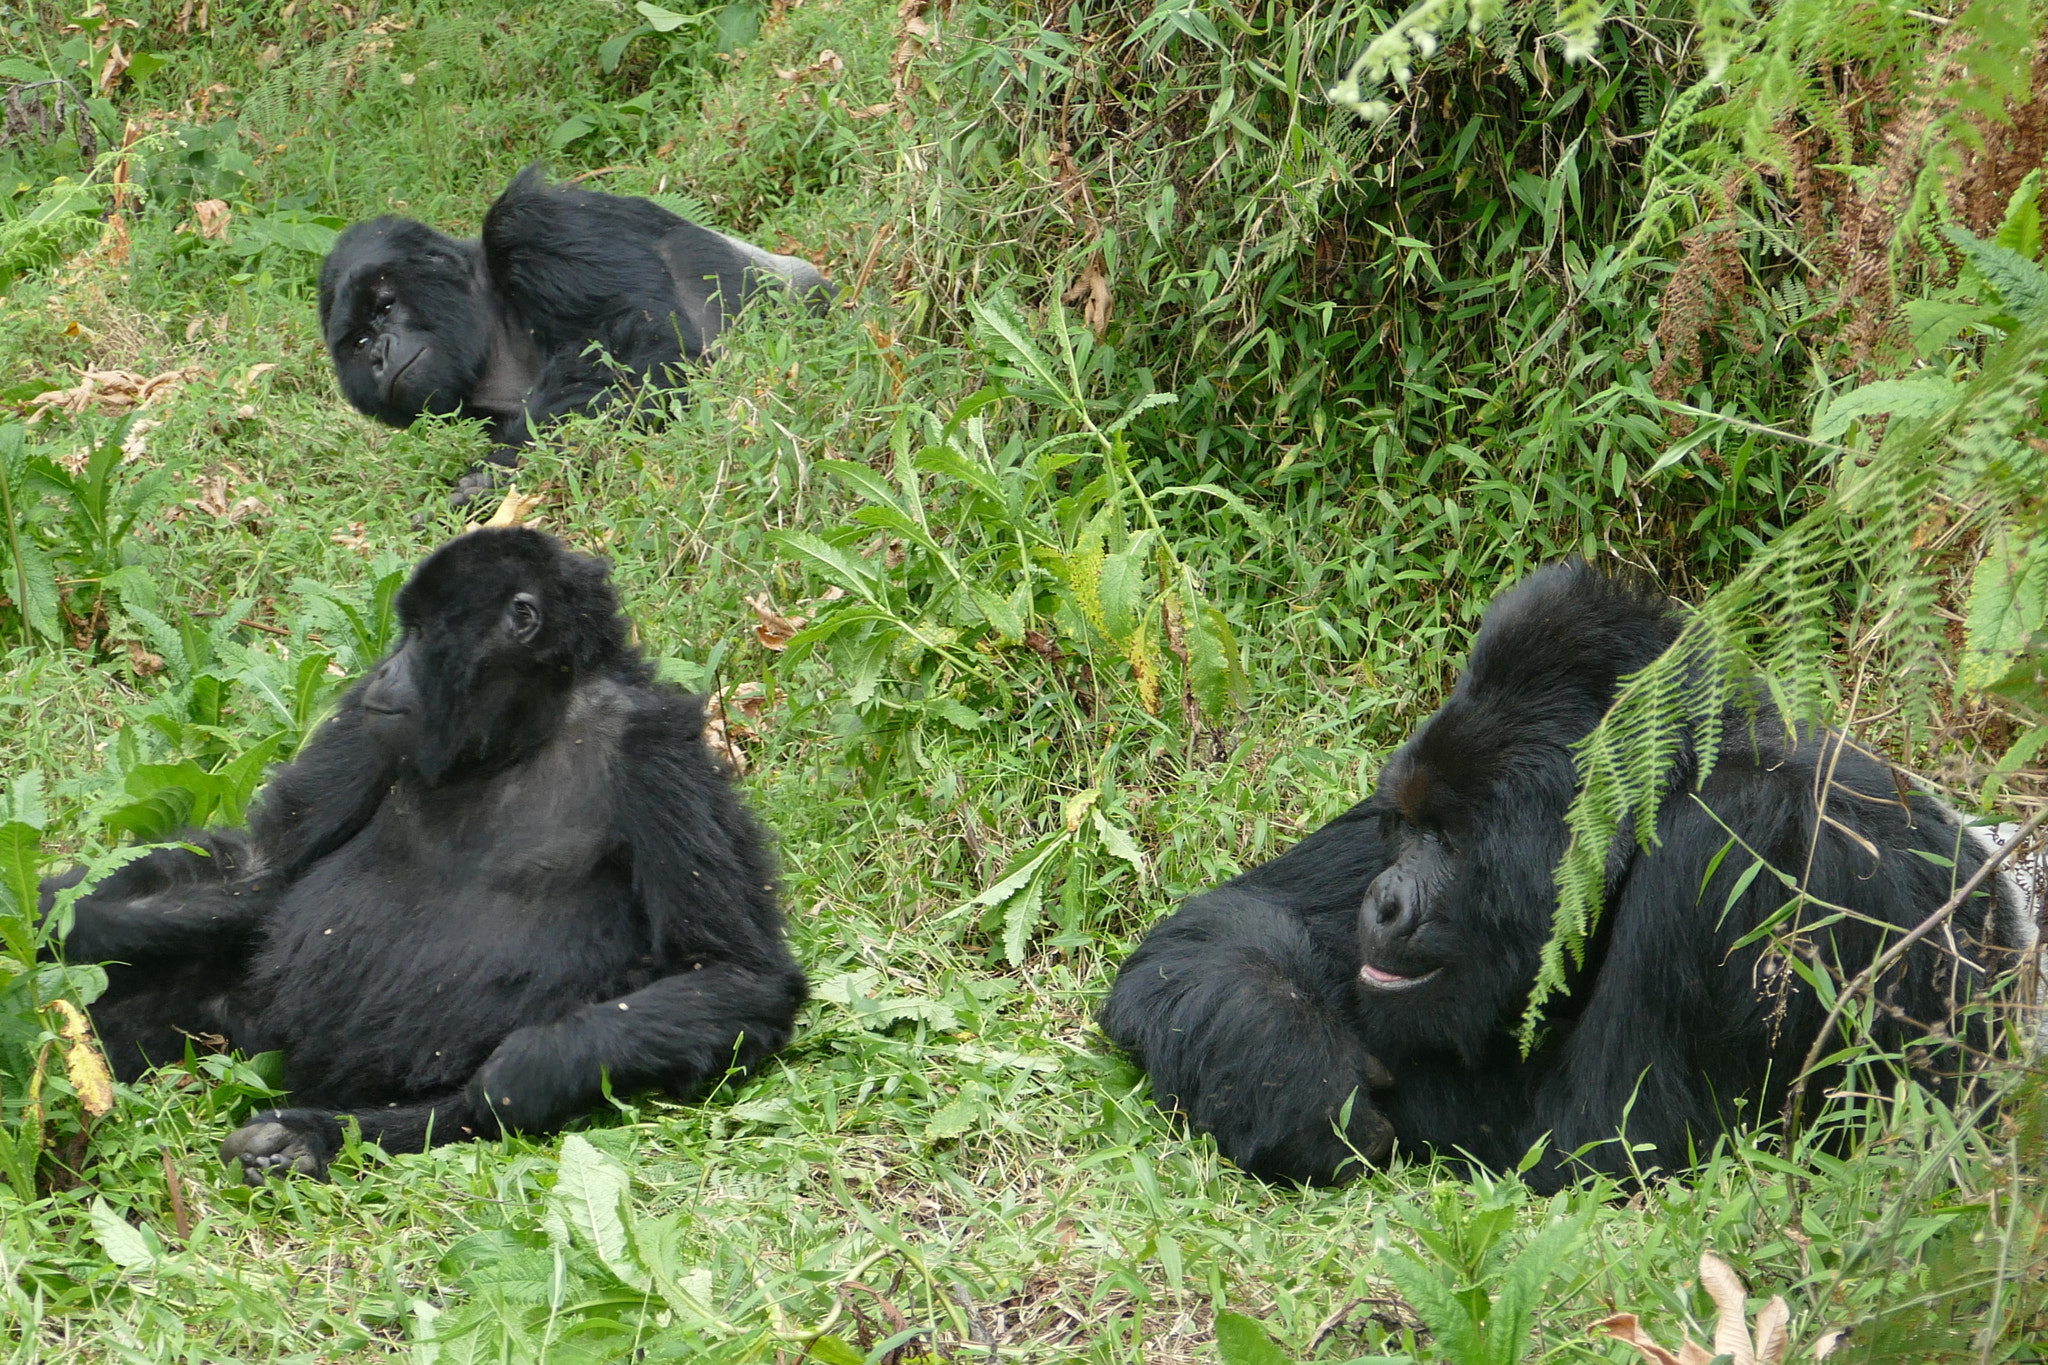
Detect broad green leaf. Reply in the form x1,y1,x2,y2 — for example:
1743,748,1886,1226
923,1088,987,1140
971,586,1025,643
913,446,1010,510
1091,808,1147,879
1157,482,1274,539
1945,223,2048,317
8,541,61,643
1214,1311,1292,1365
958,832,1069,912
89,1199,157,1271
968,293,1069,401
1905,299,1998,357
637,1,710,30
1001,876,1045,966
1995,168,2043,258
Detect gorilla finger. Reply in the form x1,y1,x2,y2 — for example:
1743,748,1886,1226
1361,1054,1395,1090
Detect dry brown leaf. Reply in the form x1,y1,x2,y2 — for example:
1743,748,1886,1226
1601,1256,1824,1365
331,522,370,552
745,593,806,651
703,681,769,773
48,999,114,1118
1062,258,1112,339
187,474,230,518
235,361,277,394
192,199,231,240
125,639,166,676
479,487,542,529
227,495,270,527
121,418,160,462
775,48,844,81
27,366,197,418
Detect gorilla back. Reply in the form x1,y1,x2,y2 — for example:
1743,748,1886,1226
318,166,832,478
49,528,807,1183
1102,561,2035,1191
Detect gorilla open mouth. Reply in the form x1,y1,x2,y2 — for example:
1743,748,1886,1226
1359,962,1440,991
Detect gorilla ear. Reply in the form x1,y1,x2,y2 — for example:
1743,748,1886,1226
506,593,543,645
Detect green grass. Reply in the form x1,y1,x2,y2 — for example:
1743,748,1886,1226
1,0,2043,1361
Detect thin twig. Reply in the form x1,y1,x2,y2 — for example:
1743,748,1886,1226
1782,806,2047,1141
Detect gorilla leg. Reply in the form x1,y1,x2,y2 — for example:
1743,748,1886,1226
1102,894,1394,1184
465,963,809,1134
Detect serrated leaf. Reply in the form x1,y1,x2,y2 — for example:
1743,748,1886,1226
923,1089,986,1140
968,293,1069,401
1904,299,1998,357
7,540,61,643
769,528,882,598
549,1135,649,1292
1186,602,1247,722
816,457,906,511
971,586,1025,643
1811,373,1958,443
1964,531,2048,692
0,822,46,925
1091,808,1147,879
1098,536,1154,642
89,1199,157,1271
1945,223,2048,316
924,697,985,730
1002,877,1045,966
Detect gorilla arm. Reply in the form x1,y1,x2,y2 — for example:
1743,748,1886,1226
1100,807,1397,1185
44,833,272,965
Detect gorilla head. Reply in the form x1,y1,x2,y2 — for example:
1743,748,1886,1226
318,216,494,427
360,528,630,784
1351,565,1680,1067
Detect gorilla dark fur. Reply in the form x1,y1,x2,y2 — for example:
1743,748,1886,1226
318,165,833,497
1102,560,2034,1192
45,528,806,1183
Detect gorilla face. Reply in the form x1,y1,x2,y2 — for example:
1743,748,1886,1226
318,218,493,427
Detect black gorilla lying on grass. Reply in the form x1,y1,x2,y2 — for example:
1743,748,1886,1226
318,164,835,502
1102,560,2036,1192
44,528,807,1183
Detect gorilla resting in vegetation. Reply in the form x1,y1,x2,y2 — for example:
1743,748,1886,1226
1102,560,2034,1192
46,528,806,1183
318,165,834,500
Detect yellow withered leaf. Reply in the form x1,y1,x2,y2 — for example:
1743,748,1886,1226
49,1000,114,1118
482,487,542,529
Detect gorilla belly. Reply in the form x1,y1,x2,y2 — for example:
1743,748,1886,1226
248,803,643,1104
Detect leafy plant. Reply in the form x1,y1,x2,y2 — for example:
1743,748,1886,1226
1371,1184,1591,1365
0,419,172,649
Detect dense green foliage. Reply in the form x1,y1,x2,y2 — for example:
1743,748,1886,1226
0,0,2042,1359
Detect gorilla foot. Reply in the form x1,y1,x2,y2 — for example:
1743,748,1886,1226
220,1111,341,1185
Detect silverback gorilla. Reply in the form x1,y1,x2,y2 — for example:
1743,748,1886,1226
318,165,833,500
45,528,806,1183
1102,561,2034,1192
